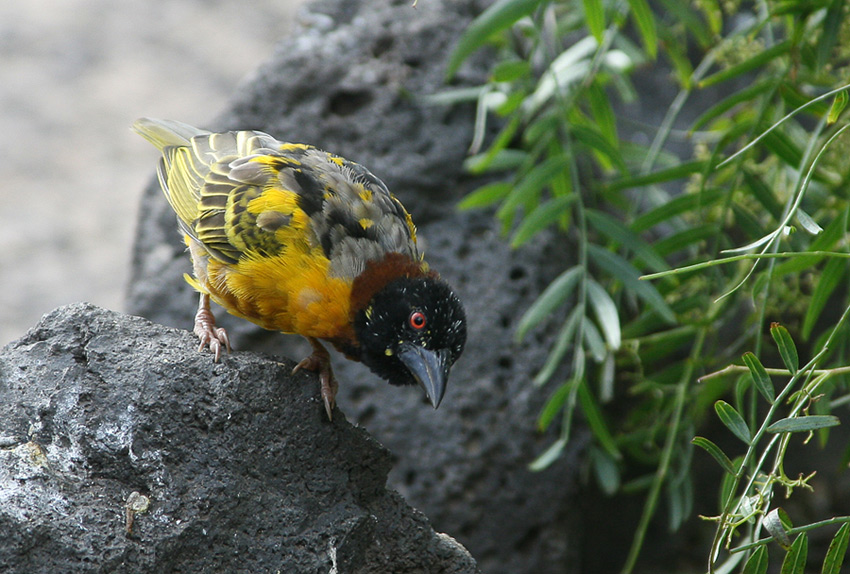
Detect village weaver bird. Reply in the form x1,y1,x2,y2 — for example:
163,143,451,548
133,118,467,420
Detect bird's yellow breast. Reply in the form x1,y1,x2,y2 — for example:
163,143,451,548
203,248,353,339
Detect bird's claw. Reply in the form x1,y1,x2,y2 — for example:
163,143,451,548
194,298,231,362
292,341,338,421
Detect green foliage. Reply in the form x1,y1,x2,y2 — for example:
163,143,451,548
445,0,850,572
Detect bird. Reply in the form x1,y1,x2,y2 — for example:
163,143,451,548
132,118,467,420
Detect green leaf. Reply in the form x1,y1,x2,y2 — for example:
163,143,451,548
657,0,712,48
765,507,793,549
516,266,583,341
692,436,736,475
631,187,725,232
606,160,708,193
590,446,620,495
742,546,769,574
818,0,847,71
457,181,512,210
803,257,846,340
571,124,628,173
582,0,605,42
578,379,621,460
715,400,752,444
534,307,583,386
719,457,744,511
588,83,618,147
491,59,532,82
699,40,792,88
766,415,841,434
586,278,621,350
537,382,571,431
583,319,606,363
743,169,785,222
626,0,657,58
795,209,823,235
776,213,847,275
691,79,777,131
585,209,669,272
529,437,568,471
587,244,677,323
653,224,717,257
771,323,799,374
821,521,850,574
828,89,848,125
445,0,546,80
742,352,775,403
464,148,528,174
781,532,808,574
511,195,575,247
497,154,572,225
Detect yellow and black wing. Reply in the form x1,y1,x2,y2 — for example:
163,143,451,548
132,118,420,278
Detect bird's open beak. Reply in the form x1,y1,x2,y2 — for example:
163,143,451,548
398,345,451,409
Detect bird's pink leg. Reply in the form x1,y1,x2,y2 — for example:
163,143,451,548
193,293,231,362
292,337,338,420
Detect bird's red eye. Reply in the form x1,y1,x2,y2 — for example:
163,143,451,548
409,311,426,330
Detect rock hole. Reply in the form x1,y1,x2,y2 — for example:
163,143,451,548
326,89,373,116
404,469,417,486
371,35,394,58
509,266,526,281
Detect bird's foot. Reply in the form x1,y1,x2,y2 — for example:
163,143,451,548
194,294,231,362
292,338,338,421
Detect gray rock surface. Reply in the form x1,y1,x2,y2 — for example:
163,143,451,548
126,0,584,572
0,303,480,574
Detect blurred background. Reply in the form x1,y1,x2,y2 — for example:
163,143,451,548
0,0,301,345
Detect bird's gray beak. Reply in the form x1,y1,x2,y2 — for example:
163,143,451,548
398,345,451,409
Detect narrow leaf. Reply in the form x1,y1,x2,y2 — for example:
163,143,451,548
781,532,808,574
586,209,668,272
583,0,605,42
796,209,823,235
571,124,628,173
606,160,708,192
491,59,532,82
715,400,752,444
818,0,846,70
828,89,848,124
766,415,840,434
742,546,769,574
626,0,657,58
529,437,567,471
537,383,571,431
464,148,528,174
803,257,845,340
446,0,545,80
771,323,799,374
590,447,620,495
632,187,725,232
742,352,775,403
457,181,512,210
692,79,777,130
692,436,736,475
516,266,583,341
533,307,583,386
496,154,571,223
586,278,621,349
821,521,850,574
699,40,792,88
587,244,676,323
578,379,621,460
765,508,793,549
511,195,575,247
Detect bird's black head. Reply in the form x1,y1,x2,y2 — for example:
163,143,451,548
354,275,466,408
